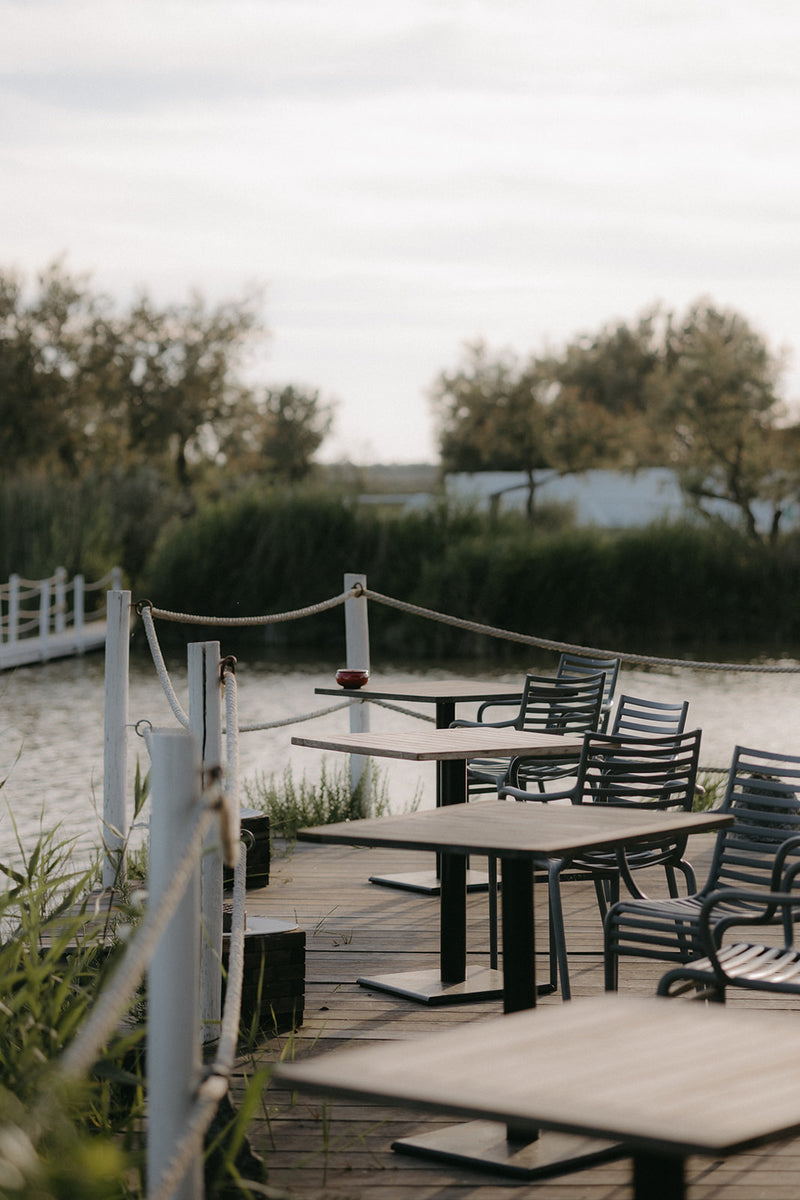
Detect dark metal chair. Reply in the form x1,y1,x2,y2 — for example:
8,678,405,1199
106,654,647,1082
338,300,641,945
656,844,800,1001
453,671,607,800
556,652,621,732
604,744,800,994
500,727,702,999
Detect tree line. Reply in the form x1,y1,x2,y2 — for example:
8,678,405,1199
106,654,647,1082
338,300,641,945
431,300,799,542
3,262,797,576
0,261,334,489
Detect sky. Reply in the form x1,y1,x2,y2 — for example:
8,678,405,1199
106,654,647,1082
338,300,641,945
3,0,800,464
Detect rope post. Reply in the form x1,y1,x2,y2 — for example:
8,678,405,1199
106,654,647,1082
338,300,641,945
188,640,224,1045
74,574,85,650
147,728,202,1200
103,589,131,889
344,572,371,801
38,576,50,660
8,574,19,644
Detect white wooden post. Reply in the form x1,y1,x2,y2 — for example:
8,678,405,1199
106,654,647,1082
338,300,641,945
38,578,50,659
74,574,85,650
344,572,371,799
102,590,130,889
8,575,19,644
188,641,224,1045
147,728,202,1200
54,566,67,635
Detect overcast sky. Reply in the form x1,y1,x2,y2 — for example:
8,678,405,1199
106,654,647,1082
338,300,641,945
3,0,800,463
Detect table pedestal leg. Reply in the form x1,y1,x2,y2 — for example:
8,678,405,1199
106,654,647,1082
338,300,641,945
358,848,503,1004
369,716,489,893
392,858,623,1176
633,1151,685,1200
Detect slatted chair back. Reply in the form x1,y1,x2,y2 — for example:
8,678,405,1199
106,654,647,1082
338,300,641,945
557,652,621,730
704,745,800,894
610,694,689,738
604,744,800,992
515,672,607,736
574,728,701,813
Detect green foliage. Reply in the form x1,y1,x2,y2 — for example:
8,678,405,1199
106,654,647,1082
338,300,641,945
243,760,413,846
431,299,798,540
0,826,145,1196
139,488,800,657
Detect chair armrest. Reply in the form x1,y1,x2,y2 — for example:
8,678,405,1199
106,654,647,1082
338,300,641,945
698,888,795,957
477,698,521,720
498,778,576,803
774,834,800,889
450,717,517,729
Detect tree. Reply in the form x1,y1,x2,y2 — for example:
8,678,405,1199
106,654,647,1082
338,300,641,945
652,300,797,542
430,340,619,519
256,385,335,482
0,262,276,486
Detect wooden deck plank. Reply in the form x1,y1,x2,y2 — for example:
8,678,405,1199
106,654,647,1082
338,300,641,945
233,837,800,1198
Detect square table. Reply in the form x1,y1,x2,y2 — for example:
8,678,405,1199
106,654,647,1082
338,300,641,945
315,678,526,892
291,792,730,1178
276,993,800,1198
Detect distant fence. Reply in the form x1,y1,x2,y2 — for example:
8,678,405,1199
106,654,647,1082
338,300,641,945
0,566,121,669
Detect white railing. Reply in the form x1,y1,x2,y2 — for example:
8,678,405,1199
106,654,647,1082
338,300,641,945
0,566,121,664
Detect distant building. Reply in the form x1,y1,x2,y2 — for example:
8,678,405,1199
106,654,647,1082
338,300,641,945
445,469,795,534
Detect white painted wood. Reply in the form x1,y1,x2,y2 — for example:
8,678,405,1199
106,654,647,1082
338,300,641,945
344,571,371,800
8,574,19,643
188,641,224,1045
54,566,67,634
102,590,130,888
147,728,202,1200
38,577,50,659
74,574,85,649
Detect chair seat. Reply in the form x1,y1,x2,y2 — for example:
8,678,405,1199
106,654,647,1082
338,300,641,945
660,941,800,996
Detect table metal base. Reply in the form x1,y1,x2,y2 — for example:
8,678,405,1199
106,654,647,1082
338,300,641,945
367,868,489,894
357,965,504,1005
393,1118,624,1180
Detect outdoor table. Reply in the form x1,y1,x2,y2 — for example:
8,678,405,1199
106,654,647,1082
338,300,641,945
315,678,526,892
276,993,800,1198
290,788,729,1178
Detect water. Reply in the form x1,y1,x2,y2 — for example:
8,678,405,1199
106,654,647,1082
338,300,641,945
3,648,800,867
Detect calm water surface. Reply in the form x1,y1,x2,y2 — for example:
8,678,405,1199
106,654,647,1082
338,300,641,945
3,647,800,866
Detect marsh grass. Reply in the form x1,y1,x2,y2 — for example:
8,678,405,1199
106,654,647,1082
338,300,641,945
0,821,146,1196
242,759,420,848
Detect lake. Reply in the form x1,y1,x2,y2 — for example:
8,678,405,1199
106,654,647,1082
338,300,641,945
3,645,800,868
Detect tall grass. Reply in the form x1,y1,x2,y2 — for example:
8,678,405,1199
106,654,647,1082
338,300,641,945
243,760,419,846
0,824,145,1197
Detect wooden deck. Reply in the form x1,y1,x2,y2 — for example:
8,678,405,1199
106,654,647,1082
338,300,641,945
237,836,800,1199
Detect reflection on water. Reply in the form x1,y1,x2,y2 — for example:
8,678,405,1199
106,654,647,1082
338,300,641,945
2,647,800,866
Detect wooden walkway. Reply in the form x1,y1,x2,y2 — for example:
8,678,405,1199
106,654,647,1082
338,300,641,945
0,621,107,669
237,836,800,1199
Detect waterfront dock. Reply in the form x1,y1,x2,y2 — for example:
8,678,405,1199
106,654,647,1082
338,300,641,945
238,836,800,1199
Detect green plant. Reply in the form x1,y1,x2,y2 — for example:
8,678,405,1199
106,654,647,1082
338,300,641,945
0,823,146,1196
694,770,727,812
242,760,419,848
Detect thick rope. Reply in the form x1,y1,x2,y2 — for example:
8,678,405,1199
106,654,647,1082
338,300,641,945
233,698,355,733
140,605,190,727
138,587,354,626
57,801,216,1084
222,660,241,851
361,588,800,674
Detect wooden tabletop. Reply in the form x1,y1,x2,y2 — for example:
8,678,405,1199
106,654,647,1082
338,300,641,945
275,993,800,1157
315,679,524,704
291,727,583,761
297,798,730,858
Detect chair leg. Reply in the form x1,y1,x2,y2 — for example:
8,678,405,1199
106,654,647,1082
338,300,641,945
484,859,496,969
604,917,619,992
548,865,571,1001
